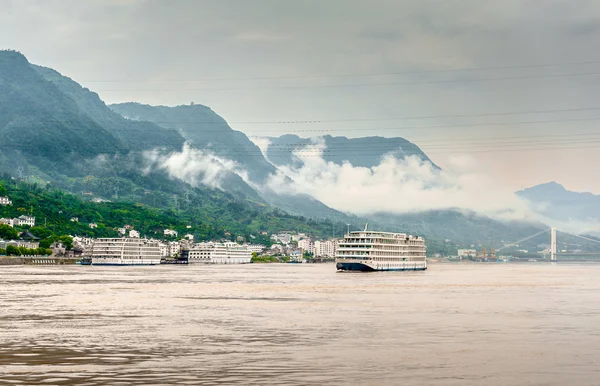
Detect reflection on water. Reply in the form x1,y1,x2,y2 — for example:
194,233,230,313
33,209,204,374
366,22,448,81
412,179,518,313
1,263,599,385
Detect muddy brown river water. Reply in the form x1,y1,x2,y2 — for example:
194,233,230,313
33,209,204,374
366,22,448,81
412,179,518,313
1,263,599,385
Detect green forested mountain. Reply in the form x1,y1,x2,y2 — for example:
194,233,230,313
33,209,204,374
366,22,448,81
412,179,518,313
109,102,276,182
33,66,185,151
0,179,349,244
0,50,122,177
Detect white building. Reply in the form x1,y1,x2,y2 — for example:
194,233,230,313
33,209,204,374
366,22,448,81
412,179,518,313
15,215,35,227
89,223,98,229
73,236,95,251
169,241,181,257
164,229,178,237
129,230,140,238
457,249,477,259
298,238,315,255
118,227,127,236
274,232,292,245
290,250,303,262
184,234,194,241
159,243,170,257
0,196,12,205
314,240,338,258
244,244,266,254
0,218,16,227
70,217,79,223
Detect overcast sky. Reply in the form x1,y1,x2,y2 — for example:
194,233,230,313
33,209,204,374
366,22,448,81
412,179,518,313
1,0,600,192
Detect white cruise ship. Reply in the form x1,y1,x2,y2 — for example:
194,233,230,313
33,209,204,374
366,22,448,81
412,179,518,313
91,238,161,266
336,227,427,272
182,242,252,264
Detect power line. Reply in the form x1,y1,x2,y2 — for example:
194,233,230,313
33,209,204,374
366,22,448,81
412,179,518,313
116,106,600,125
279,116,600,134
80,59,600,83
96,70,600,92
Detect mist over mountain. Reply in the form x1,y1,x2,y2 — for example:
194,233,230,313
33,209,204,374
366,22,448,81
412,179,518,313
109,102,350,221
0,49,555,246
109,102,276,183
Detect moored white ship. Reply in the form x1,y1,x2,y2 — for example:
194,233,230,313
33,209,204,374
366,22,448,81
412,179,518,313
91,238,161,266
182,242,252,264
336,226,427,272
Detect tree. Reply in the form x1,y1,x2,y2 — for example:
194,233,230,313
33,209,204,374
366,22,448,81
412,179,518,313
0,224,18,240
58,235,73,250
39,237,53,249
30,226,52,239
0,184,6,196
5,245,19,256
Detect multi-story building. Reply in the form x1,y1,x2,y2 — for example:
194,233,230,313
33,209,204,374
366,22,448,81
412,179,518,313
15,215,35,227
0,196,12,206
298,238,315,255
159,243,170,257
129,230,141,238
314,240,339,258
168,241,181,257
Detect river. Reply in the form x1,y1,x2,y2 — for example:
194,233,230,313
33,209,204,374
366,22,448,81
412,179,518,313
1,263,599,385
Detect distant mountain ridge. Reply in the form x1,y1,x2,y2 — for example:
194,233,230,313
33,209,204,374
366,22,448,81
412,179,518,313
264,134,437,169
516,182,600,225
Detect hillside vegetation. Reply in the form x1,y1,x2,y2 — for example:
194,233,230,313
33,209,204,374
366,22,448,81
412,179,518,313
0,179,350,246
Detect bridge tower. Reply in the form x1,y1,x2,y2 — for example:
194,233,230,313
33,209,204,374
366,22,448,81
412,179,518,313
551,227,557,261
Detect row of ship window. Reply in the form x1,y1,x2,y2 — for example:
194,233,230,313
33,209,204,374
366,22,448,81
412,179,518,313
339,251,424,256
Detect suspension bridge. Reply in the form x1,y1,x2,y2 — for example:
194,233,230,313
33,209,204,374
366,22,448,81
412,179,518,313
498,227,600,261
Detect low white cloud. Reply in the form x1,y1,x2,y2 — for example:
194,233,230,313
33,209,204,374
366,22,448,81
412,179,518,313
265,138,533,220
142,142,248,189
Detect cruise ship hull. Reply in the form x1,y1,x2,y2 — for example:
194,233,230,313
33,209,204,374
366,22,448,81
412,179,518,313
92,258,161,266
336,261,427,272
190,257,251,265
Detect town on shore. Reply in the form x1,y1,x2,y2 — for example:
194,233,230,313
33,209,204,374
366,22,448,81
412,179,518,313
0,191,341,265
